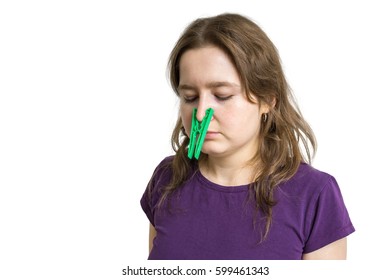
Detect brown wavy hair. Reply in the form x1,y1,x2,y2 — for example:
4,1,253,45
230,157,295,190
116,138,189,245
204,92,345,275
159,13,316,240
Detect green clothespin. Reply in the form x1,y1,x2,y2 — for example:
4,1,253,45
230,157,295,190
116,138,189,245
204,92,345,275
188,108,214,160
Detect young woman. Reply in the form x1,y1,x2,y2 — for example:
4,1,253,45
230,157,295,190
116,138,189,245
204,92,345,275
141,13,355,260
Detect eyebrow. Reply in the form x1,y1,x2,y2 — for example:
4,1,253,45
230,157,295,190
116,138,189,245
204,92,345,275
178,81,240,91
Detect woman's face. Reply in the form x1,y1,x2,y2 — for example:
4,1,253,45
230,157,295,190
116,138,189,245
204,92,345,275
178,46,269,161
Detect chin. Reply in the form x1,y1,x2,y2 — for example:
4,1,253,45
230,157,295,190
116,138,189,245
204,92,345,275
201,143,229,157
201,150,227,158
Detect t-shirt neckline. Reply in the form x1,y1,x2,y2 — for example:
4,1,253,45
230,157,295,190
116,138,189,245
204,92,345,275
195,169,250,193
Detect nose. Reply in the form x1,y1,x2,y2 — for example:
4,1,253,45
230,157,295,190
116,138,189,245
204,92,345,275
196,108,206,122
195,95,208,121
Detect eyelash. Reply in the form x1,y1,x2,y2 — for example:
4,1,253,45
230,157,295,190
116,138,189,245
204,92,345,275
216,95,233,101
183,95,233,103
183,96,197,103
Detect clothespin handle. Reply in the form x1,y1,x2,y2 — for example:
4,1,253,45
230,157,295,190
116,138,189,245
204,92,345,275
187,108,214,159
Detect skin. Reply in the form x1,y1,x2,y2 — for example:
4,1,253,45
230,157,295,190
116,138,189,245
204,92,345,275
149,224,157,253
148,46,347,259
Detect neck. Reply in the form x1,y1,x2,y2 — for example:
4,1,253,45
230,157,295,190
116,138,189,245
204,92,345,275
199,155,256,186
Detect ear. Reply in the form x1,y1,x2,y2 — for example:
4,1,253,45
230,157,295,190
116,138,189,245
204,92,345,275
269,96,276,108
260,96,276,115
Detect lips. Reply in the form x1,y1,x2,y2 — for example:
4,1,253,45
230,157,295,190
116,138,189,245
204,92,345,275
205,131,219,139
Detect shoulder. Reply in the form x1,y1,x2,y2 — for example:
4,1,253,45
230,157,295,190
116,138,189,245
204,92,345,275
294,162,334,185
154,155,175,173
279,163,339,200
148,156,175,189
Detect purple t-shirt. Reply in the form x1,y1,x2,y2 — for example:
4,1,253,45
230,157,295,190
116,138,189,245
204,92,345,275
141,156,355,260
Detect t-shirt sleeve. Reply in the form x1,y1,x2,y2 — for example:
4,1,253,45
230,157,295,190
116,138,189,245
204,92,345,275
140,157,173,227
303,176,355,253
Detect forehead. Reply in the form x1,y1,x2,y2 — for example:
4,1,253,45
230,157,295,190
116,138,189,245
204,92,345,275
178,46,240,86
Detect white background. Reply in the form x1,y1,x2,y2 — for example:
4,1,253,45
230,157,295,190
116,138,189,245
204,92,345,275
1,0,389,279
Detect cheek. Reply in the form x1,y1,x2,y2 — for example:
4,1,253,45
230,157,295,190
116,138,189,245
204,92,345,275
230,105,261,132
225,103,260,124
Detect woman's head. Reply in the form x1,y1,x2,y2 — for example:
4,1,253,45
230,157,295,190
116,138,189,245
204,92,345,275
168,13,316,167
179,45,273,161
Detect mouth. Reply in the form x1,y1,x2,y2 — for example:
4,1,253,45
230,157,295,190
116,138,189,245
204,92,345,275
205,131,219,139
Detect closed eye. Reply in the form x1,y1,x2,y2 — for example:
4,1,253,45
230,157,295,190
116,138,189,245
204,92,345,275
182,96,198,103
181,94,233,103
215,95,233,101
